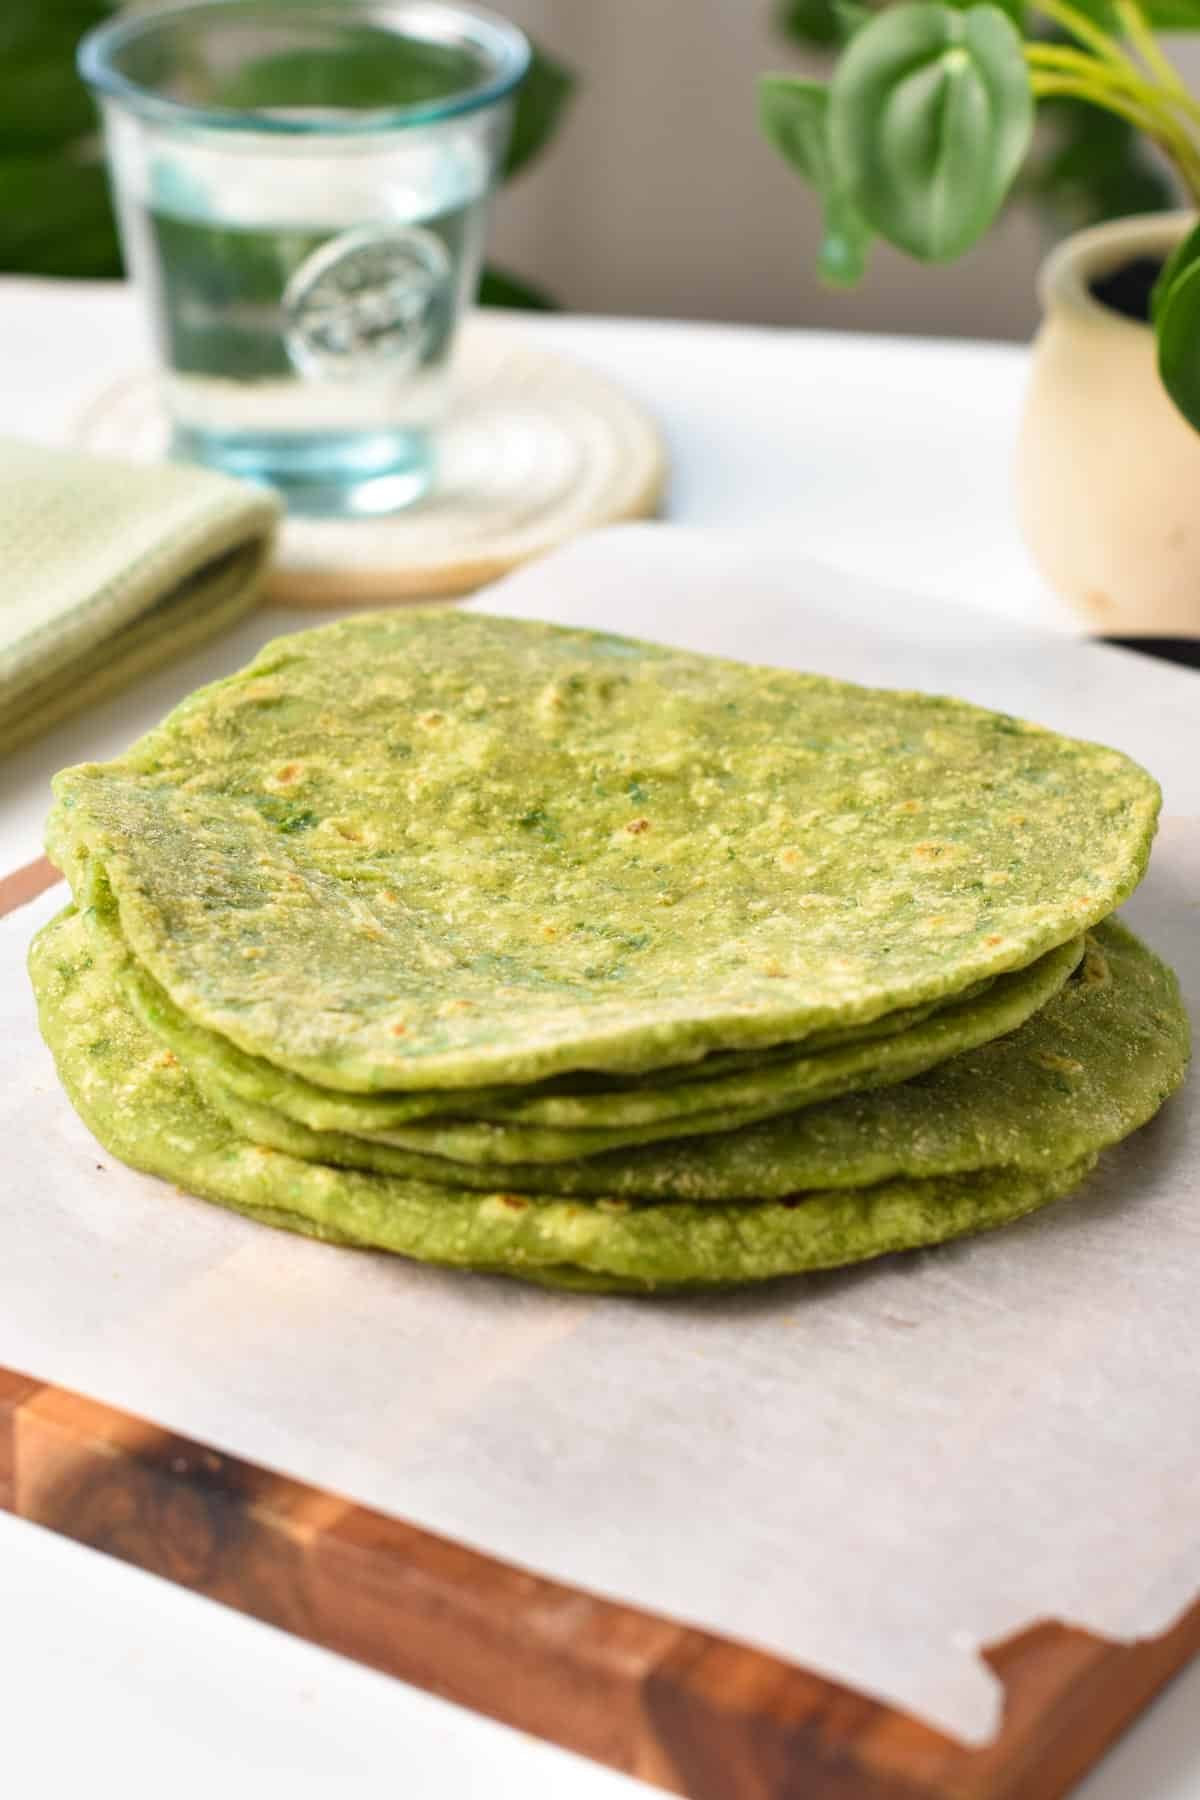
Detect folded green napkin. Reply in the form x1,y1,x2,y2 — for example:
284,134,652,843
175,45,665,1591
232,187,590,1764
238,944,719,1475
0,438,281,756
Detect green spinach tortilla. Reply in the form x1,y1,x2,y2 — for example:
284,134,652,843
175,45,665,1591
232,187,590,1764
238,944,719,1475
83,875,1080,1148
312,939,1087,1165
47,611,1160,1092
28,908,1184,1292
191,923,1185,1199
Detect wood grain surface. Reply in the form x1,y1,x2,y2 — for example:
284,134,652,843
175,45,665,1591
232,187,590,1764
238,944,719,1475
4,858,1197,1799
0,854,58,917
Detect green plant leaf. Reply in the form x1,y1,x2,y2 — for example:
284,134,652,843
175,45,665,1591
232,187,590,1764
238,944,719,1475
833,2,875,42
0,11,574,302
181,36,575,182
759,75,872,283
1152,218,1200,326
828,2,1034,262
1125,0,1200,25
815,192,874,281
776,0,866,49
0,0,112,57
942,0,1027,26
212,38,487,112
504,43,577,179
0,155,122,278
0,53,103,153
1065,0,1200,28
761,75,834,179
478,265,558,310
1156,252,1200,430
0,3,115,151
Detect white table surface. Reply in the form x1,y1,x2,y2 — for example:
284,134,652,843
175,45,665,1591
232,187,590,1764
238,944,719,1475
1,279,1197,1799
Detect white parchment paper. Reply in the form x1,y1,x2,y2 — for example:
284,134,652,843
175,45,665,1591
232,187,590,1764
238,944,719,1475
1,531,1196,1745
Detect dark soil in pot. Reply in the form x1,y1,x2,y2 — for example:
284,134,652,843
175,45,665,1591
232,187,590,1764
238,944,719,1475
1089,254,1163,323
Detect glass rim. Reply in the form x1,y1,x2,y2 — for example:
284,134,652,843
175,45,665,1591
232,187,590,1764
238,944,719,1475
77,0,531,137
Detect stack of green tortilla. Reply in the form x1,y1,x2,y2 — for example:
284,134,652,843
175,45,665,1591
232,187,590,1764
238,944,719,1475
30,612,1189,1293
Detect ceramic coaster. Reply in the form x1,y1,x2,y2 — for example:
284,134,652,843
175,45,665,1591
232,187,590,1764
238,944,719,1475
72,318,668,607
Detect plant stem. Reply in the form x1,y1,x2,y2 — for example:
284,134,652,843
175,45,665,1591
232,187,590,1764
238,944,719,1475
1027,46,1175,122
1029,72,1164,135
1113,0,1187,98
1025,40,1196,123
1030,0,1200,199
1030,72,1200,201
1126,68,1200,139
1032,0,1144,75
1025,42,1152,90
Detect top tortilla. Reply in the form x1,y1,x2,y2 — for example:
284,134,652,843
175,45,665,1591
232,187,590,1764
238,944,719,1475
47,610,1160,1092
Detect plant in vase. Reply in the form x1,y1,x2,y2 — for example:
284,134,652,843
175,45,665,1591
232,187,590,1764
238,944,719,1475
760,0,1200,633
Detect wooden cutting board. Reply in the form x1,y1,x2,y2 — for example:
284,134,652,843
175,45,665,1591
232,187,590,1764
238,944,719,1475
4,853,1198,1800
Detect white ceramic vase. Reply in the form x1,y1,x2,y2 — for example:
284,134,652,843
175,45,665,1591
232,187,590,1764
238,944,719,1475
1017,211,1200,635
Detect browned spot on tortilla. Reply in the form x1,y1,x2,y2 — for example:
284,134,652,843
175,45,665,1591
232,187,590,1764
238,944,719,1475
389,1021,409,1037
499,1195,528,1211
625,818,651,835
275,762,303,784
1033,1050,1084,1075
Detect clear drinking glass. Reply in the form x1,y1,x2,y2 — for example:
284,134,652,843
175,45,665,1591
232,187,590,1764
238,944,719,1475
79,1,529,516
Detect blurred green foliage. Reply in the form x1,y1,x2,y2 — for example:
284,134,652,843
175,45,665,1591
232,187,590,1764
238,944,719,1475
0,3,575,305
0,2,124,277
1022,92,1173,234
773,0,1176,236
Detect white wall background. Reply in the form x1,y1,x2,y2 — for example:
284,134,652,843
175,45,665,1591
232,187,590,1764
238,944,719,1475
487,0,1194,340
